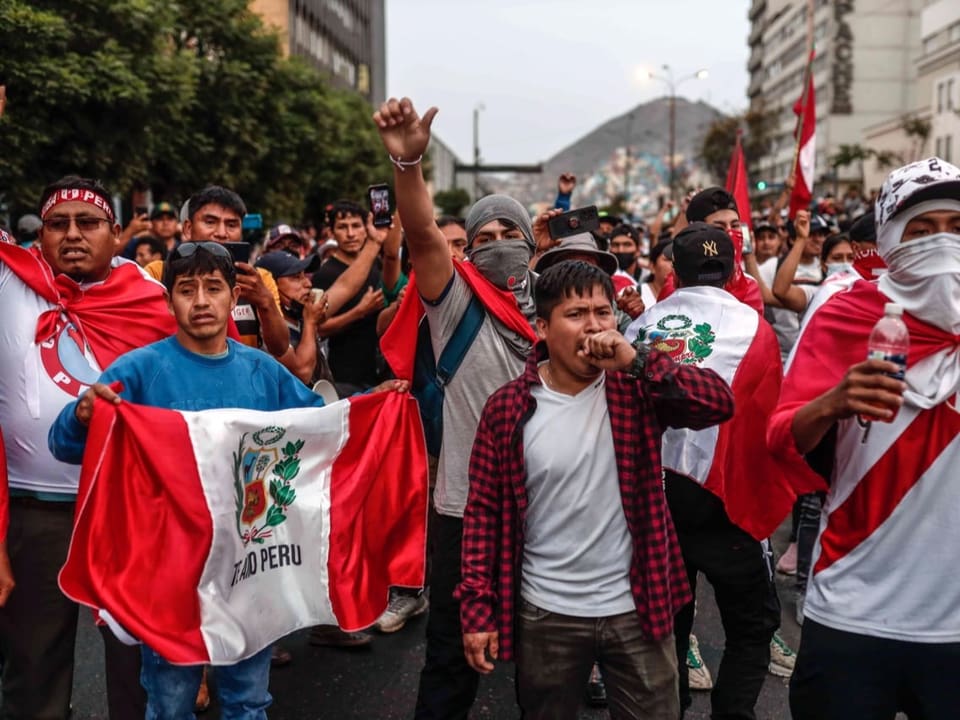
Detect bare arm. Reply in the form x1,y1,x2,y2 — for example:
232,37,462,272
791,360,905,454
321,223,385,318
380,212,403,293
275,292,327,384
373,98,452,301
376,285,406,337
772,210,811,313
743,253,782,307
317,287,384,338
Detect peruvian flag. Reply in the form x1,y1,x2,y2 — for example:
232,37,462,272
789,52,817,218
59,392,428,665
725,130,752,235
627,286,794,540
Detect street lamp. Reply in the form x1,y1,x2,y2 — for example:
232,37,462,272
643,65,709,202
472,102,485,201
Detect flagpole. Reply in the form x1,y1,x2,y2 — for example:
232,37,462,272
789,0,816,185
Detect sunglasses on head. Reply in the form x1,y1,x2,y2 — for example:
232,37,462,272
169,241,232,261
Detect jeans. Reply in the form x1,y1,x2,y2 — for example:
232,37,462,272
140,645,272,720
516,599,679,720
794,493,823,594
414,512,478,719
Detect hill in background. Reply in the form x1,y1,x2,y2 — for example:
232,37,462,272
486,96,725,217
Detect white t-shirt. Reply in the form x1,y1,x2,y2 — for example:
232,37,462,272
423,273,529,517
520,372,634,617
767,257,822,363
0,263,103,494
805,399,960,642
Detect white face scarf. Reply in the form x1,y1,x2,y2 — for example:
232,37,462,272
875,200,960,408
877,200,960,335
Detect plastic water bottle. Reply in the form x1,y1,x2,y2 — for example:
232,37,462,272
866,303,909,381
861,303,909,437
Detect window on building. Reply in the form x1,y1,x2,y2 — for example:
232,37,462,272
938,82,945,113
935,136,943,158
946,135,954,163
949,79,956,111
950,21,960,44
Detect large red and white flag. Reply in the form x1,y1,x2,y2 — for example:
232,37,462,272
627,286,794,540
789,52,817,218
60,392,428,665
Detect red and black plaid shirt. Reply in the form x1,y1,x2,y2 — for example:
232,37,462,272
456,342,734,661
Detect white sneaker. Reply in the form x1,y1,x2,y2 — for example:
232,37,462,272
687,634,714,691
768,631,797,678
374,591,429,633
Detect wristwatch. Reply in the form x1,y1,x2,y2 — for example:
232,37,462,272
626,338,652,379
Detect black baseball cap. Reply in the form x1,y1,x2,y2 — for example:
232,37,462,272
672,222,734,285
255,250,320,278
686,187,739,223
849,211,876,244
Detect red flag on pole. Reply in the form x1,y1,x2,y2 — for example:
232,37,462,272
789,52,817,218
725,130,753,232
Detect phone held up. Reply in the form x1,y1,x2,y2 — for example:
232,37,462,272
547,205,600,241
367,184,392,228
222,242,251,265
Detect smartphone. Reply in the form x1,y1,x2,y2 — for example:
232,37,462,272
134,205,148,217
222,242,251,265
367,184,392,228
547,205,600,241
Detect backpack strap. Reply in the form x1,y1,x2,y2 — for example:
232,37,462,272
435,294,485,386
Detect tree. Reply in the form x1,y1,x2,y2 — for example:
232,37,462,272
900,114,932,162
830,144,900,175
699,104,777,185
0,0,392,224
433,188,471,217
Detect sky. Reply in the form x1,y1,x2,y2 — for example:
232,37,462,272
385,0,751,165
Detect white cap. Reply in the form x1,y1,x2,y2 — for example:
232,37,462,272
884,302,903,316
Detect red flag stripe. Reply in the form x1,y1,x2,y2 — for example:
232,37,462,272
328,393,428,630
814,403,960,575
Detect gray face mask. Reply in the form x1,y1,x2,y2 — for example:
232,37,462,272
467,239,532,292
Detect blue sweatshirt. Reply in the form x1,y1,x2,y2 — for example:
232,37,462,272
49,336,325,465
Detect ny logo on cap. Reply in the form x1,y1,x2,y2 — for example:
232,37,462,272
702,240,719,257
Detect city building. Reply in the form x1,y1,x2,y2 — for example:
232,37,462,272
251,0,386,105
860,0,959,190
747,0,924,196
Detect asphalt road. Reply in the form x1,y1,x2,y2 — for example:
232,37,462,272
67,522,802,719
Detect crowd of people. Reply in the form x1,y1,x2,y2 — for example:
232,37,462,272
0,92,957,720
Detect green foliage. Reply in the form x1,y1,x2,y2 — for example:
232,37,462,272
700,105,776,184
433,187,471,216
0,0,392,222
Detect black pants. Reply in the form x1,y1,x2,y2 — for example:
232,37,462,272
414,512,478,719
791,620,960,720
668,476,780,720
0,498,79,720
794,493,822,593
99,625,147,720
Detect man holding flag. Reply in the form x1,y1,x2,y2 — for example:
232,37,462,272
49,242,417,718
627,222,794,719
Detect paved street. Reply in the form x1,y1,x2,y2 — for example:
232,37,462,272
69,527,801,719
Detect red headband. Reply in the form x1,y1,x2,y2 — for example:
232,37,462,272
41,189,115,223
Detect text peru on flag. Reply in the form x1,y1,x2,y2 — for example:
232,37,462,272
59,392,428,665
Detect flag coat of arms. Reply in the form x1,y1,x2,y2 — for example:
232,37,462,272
59,392,428,665
626,285,794,540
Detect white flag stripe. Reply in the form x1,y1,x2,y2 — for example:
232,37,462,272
186,401,350,664
628,286,758,485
